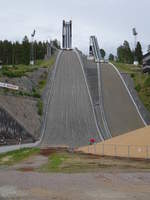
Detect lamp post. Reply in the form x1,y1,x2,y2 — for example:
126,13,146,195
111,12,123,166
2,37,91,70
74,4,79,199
30,30,36,65
132,28,138,65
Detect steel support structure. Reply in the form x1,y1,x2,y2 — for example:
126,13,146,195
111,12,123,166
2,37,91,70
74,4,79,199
89,36,101,63
62,20,72,50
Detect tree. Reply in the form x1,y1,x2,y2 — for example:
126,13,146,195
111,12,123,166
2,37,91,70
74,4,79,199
22,36,30,65
135,42,143,64
100,49,106,59
117,40,133,64
53,39,60,49
147,45,150,52
0,37,59,65
109,53,114,61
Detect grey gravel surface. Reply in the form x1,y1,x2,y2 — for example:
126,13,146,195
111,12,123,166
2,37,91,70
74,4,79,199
101,63,144,137
42,50,100,147
0,170,150,200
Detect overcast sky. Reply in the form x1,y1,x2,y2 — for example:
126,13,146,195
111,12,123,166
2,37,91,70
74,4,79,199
0,0,150,55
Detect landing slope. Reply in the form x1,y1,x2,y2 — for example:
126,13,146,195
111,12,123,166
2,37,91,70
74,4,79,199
101,63,144,136
42,51,100,147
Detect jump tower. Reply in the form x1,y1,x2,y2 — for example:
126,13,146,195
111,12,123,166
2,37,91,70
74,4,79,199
62,20,72,50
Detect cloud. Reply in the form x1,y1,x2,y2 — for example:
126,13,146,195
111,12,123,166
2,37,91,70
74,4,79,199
0,0,150,55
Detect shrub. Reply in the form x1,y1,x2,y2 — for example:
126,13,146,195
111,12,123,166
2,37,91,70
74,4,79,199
131,73,135,78
32,90,41,98
38,80,46,89
144,77,150,88
37,100,43,116
135,84,141,92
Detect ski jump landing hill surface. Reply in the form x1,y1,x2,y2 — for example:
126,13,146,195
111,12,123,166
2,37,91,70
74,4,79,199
41,49,145,147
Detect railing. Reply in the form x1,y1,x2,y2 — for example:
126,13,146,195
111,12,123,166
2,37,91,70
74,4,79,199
80,143,150,159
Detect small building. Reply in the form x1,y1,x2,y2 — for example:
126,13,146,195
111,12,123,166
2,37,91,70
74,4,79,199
143,52,150,66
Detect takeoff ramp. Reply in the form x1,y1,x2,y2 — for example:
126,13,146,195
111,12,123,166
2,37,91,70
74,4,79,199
101,63,145,136
42,50,101,147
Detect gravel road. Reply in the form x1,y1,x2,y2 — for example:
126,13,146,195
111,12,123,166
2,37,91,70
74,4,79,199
0,170,150,200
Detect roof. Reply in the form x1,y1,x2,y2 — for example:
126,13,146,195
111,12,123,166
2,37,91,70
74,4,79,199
143,51,150,59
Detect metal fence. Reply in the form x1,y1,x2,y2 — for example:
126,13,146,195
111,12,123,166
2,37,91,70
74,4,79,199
85,143,150,159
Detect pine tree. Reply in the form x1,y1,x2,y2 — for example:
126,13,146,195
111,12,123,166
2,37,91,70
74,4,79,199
100,49,106,59
109,54,114,61
117,40,133,64
0,37,58,65
135,42,143,64
22,36,30,65
148,45,150,52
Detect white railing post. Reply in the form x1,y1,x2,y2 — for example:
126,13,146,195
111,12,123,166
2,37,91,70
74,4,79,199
128,145,130,158
146,146,149,159
102,144,104,156
94,143,96,154
114,144,117,157
88,145,89,153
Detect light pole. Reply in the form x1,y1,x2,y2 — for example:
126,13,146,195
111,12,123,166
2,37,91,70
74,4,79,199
30,30,35,65
46,40,52,59
132,28,138,65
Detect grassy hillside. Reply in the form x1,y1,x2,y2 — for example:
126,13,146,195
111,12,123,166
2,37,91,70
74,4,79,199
0,55,56,78
112,62,150,112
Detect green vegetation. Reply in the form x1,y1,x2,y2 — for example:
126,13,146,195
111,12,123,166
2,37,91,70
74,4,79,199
0,148,40,165
39,153,68,172
38,151,150,173
37,99,43,116
116,40,143,64
36,55,56,68
1,149,150,172
38,80,47,89
0,36,60,65
0,64,38,78
0,55,56,78
109,53,115,61
111,61,141,74
112,61,150,112
0,88,41,99
100,49,106,59
0,55,56,101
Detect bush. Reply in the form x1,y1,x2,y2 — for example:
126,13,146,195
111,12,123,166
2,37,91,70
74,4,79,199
37,100,43,116
38,80,46,89
131,73,135,78
1,65,38,78
32,90,41,98
144,77,150,88
135,84,141,92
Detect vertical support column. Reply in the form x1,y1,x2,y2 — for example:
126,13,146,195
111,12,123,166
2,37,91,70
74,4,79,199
62,20,65,49
67,23,69,49
70,20,72,49
62,20,72,49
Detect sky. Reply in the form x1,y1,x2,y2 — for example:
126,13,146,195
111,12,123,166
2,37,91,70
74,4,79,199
0,0,150,56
